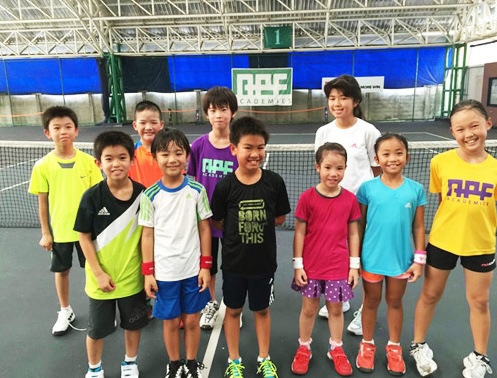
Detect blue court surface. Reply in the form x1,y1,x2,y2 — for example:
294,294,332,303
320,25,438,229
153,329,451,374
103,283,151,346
1,121,497,377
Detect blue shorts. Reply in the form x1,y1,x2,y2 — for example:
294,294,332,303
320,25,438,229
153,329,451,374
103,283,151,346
153,276,210,320
222,271,275,312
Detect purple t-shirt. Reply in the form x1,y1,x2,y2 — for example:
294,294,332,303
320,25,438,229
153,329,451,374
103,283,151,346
187,134,238,238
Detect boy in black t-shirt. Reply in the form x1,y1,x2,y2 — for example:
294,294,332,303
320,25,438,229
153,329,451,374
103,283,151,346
211,116,291,378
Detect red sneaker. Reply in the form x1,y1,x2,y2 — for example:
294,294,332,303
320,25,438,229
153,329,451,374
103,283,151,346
386,344,406,376
356,342,376,373
291,345,312,375
327,346,353,376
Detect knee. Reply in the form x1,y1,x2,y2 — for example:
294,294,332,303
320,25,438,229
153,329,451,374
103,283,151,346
363,295,381,309
226,308,243,319
385,296,403,309
467,295,490,313
255,308,269,317
420,288,442,305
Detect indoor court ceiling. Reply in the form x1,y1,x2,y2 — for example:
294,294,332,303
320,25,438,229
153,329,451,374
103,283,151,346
0,0,495,57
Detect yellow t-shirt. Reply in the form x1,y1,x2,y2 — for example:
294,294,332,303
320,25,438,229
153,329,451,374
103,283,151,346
28,149,103,242
429,149,497,256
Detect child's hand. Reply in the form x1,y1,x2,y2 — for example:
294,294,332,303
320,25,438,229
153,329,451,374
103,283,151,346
405,263,424,283
294,269,307,287
144,275,158,299
96,272,116,292
39,233,53,251
348,268,360,289
198,269,211,292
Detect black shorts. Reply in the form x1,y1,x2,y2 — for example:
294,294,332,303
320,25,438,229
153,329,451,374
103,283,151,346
210,237,220,276
50,242,85,272
427,243,496,273
222,271,275,312
87,290,148,339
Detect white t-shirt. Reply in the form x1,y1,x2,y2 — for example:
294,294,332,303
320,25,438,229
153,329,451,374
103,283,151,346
315,118,381,193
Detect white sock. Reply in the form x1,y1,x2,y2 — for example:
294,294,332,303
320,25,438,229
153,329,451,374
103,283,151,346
257,355,270,362
362,339,375,345
125,355,137,363
89,361,101,370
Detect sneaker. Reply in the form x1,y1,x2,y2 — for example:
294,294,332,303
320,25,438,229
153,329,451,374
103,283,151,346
184,360,205,378
319,302,351,319
342,301,351,313
356,342,376,373
86,366,104,378
224,359,245,378
256,359,278,378
166,361,184,378
291,346,312,375
347,306,363,336
52,307,76,336
200,300,220,329
409,342,437,377
327,346,353,376
386,345,406,376
463,352,493,378
121,361,139,378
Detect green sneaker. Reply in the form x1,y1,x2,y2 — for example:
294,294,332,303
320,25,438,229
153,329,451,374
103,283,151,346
224,359,245,378
256,359,278,378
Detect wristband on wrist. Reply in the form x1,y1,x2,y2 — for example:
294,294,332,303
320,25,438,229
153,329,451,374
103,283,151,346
200,255,213,269
414,250,427,265
292,257,304,270
349,256,361,269
141,261,154,275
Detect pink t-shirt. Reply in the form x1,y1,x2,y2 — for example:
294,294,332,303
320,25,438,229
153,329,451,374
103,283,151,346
295,187,361,280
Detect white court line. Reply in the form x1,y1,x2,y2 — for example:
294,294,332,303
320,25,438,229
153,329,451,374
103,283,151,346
263,152,270,169
0,180,29,192
0,158,38,172
202,300,226,377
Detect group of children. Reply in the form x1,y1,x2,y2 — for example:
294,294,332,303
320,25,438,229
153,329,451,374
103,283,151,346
28,76,496,378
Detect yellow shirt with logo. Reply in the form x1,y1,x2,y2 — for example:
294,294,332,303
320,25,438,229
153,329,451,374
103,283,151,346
429,149,497,256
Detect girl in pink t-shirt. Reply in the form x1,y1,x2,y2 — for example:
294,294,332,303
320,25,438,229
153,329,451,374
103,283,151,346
290,142,361,376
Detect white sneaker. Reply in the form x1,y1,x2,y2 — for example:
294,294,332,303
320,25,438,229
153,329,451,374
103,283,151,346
346,305,363,336
318,302,350,319
52,307,75,336
410,342,438,377
200,300,220,329
463,352,492,378
121,361,139,378
342,301,351,312
85,366,104,378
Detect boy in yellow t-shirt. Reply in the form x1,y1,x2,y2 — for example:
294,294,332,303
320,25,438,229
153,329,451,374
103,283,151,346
28,106,103,336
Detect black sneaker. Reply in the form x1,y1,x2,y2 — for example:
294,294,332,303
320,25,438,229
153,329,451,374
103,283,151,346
165,360,184,378
184,360,205,378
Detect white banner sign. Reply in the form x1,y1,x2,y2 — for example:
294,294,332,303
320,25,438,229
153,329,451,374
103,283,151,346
321,76,384,93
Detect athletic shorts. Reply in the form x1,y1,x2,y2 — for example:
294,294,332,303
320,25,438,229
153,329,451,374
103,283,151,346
153,276,210,320
222,271,275,312
427,243,496,273
87,290,148,339
362,270,411,283
210,237,220,276
291,278,354,303
50,241,85,272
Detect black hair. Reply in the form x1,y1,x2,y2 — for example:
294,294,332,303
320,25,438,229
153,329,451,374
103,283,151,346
449,99,489,121
93,131,134,162
229,116,270,146
374,133,409,155
202,86,239,115
42,106,78,130
134,100,162,120
323,74,364,119
151,127,191,156
315,142,348,165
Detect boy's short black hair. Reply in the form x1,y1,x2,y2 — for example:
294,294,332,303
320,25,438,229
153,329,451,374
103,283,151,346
93,131,135,162
42,106,78,131
229,116,270,145
202,86,239,114
151,127,191,156
134,100,162,120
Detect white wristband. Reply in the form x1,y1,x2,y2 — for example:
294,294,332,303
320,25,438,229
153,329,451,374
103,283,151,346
293,257,304,269
414,250,427,265
349,256,361,269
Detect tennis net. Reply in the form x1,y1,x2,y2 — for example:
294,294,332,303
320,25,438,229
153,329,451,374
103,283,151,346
2,140,497,231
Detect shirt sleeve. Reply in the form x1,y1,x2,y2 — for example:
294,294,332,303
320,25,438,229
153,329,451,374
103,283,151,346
210,180,227,221
274,174,291,216
364,124,381,167
138,193,155,227
28,160,47,195
197,186,213,221
74,190,94,233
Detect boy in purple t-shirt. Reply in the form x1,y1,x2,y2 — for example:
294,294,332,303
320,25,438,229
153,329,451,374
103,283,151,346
187,86,239,329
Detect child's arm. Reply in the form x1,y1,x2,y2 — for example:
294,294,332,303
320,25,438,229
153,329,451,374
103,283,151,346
37,192,53,251
79,232,116,292
347,220,361,289
141,226,158,298
275,214,286,226
197,218,212,292
293,219,308,287
405,206,426,283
